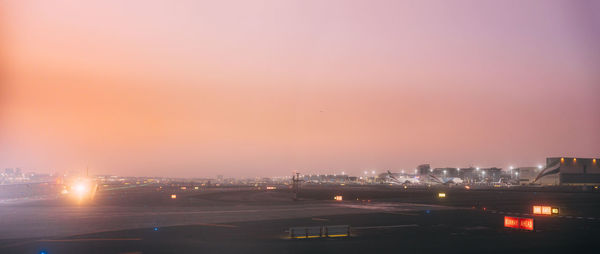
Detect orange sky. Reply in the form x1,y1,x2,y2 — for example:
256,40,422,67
1,0,599,177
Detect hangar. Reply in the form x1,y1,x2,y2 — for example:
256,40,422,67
534,157,600,185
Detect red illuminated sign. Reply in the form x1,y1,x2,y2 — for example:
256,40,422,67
504,216,534,231
519,218,534,231
504,216,519,229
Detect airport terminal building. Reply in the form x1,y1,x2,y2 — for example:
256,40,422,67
535,157,600,185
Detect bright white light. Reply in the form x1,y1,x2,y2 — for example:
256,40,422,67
509,166,514,170
537,165,543,169
364,171,368,175
443,170,447,174
75,184,86,194
457,168,460,171
342,171,345,175
476,167,480,171
371,170,375,174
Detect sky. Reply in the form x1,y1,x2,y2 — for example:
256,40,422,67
1,0,599,178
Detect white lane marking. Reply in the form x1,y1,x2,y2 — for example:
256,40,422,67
39,238,142,242
353,224,419,230
493,211,596,221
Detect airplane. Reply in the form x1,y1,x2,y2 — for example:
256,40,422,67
428,174,463,185
386,170,420,184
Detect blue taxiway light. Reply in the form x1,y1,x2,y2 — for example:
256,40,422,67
426,210,430,214
154,227,159,231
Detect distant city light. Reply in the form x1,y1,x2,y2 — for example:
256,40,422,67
537,165,543,169
371,170,376,174
476,167,480,171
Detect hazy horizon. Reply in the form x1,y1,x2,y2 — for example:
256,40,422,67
1,0,599,178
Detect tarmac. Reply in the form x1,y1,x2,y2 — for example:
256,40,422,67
1,184,599,253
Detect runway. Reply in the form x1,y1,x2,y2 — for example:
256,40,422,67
0,188,454,239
